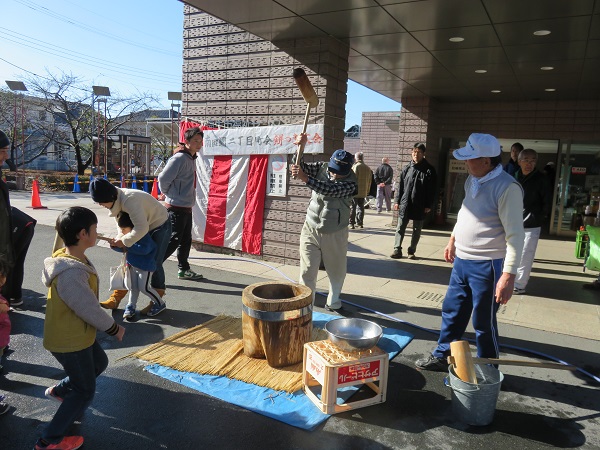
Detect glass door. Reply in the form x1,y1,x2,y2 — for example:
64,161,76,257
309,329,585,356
553,141,600,236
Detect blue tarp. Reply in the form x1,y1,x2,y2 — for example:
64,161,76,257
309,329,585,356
144,312,413,430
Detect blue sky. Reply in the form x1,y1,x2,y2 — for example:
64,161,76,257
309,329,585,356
1,0,400,130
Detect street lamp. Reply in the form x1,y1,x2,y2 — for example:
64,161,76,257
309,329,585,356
5,80,28,170
167,91,182,153
91,85,110,175
96,98,108,173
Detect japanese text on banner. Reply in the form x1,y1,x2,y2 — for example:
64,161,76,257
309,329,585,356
202,124,324,156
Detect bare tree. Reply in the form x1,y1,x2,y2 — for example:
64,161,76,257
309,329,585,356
24,71,159,175
0,90,56,168
147,120,177,166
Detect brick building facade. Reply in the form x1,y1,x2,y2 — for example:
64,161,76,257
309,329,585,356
183,6,350,264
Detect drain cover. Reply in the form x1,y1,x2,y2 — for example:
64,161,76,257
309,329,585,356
417,291,444,305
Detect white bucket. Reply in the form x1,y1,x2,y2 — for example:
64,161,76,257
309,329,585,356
447,364,503,426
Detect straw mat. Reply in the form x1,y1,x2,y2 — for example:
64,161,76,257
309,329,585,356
129,315,327,393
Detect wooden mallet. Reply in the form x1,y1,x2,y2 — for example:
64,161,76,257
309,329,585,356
292,68,319,168
52,233,114,254
450,341,478,384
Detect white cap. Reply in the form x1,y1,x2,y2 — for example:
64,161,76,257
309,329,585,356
453,133,501,160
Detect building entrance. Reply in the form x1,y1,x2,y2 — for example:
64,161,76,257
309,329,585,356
552,141,600,236
444,138,560,232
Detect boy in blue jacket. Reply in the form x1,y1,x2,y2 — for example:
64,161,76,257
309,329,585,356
113,212,163,320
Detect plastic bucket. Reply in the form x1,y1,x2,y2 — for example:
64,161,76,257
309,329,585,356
447,364,503,426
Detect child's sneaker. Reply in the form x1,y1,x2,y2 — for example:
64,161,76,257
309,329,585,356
0,395,9,415
147,302,166,317
44,386,63,404
178,269,203,280
34,436,84,450
123,304,136,321
9,298,23,307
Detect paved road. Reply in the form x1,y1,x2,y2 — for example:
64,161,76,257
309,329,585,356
0,220,599,448
8,190,600,342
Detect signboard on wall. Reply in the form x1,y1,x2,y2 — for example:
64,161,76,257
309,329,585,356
267,154,287,197
449,159,468,173
203,124,324,156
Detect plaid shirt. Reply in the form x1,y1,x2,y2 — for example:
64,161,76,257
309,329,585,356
301,161,357,198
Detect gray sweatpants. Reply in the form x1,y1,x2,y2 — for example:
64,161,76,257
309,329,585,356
299,222,349,309
127,266,163,308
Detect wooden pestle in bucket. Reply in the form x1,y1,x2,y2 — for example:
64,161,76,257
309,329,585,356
449,341,478,384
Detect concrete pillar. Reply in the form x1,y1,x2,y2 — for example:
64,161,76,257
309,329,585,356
398,97,438,170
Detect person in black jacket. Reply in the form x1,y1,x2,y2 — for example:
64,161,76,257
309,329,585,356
391,143,437,259
513,148,551,294
0,131,14,279
2,207,36,307
0,130,36,307
374,157,394,213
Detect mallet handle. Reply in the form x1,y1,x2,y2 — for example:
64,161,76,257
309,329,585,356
447,356,576,371
292,104,311,179
296,104,311,162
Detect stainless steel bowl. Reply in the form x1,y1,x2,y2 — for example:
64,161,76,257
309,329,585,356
324,318,383,352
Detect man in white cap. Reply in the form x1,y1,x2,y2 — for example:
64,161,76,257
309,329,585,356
416,133,525,371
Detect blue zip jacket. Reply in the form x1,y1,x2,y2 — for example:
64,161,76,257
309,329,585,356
113,233,157,272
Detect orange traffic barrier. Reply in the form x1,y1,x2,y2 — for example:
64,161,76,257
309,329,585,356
30,179,47,209
151,178,159,199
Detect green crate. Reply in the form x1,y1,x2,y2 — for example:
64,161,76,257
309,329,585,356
576,230,589,259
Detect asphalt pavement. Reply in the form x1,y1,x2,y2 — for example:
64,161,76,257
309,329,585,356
0,191,598,449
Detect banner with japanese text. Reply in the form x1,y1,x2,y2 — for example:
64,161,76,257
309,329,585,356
202,124,324,156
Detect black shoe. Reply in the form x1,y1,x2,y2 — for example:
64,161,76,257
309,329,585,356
415,354,448,372
407,253,416,260
390,249,402,259
582,281,600,290
324,305,343,312
358,224,363,228
350,224,355,229
9,298,23,307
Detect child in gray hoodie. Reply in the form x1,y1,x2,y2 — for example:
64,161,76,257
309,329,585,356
36,207,125,450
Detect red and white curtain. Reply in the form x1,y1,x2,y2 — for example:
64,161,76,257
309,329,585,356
180,120,268,255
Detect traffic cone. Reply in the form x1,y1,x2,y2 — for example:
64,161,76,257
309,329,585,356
30,179,47,209
151,178,159,199
143,176,149,193
72,174,81,193
132,175,137,189
120,176,126,188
